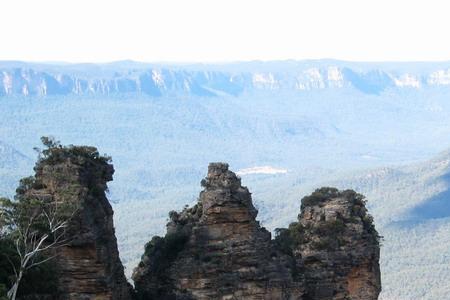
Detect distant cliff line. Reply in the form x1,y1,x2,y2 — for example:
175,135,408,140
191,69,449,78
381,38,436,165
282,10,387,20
2,60,450,98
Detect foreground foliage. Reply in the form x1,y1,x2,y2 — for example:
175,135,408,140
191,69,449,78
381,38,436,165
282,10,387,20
0,137,99,299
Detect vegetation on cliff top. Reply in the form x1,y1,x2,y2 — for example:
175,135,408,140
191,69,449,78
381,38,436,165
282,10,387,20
275,187,380,255
35,136,111,166
0,137,111,299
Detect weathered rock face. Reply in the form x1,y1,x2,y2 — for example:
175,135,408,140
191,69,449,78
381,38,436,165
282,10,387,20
27,146,133,300
133,163,303,300
134,165,381,300
292,188,381,300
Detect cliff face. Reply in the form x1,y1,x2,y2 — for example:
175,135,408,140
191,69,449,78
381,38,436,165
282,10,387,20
133,164,381,300
3,61,450,98
133,163,303,299
16,155,380,300
293,188,381,300
26,146,133,300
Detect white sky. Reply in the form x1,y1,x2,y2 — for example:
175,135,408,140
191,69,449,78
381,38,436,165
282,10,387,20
1,0,450,63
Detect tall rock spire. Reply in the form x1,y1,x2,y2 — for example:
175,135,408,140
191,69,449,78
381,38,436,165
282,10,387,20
294,188,381,300
27,144,133,300
133,162,302,299
134,164,381,300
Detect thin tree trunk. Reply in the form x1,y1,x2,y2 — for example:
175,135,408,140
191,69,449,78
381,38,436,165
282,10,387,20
7,269,22,300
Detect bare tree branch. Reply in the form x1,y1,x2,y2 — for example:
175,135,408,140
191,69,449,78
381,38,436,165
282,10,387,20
3,200,77,300
26,254,58,270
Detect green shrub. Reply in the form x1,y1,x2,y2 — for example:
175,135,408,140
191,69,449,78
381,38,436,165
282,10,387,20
143,230,190,274
311,239,333,250
274,222,308,255
36,136,111,167
315,219,346,236
301,187,339,208
274,228,293,255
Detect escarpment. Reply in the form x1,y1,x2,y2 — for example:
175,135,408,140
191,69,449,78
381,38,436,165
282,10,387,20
133,163,303,299
22,144,133,299
133,164,381,300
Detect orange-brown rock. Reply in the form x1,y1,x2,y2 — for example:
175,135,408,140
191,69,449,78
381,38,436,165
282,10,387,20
134,166,381,300
133,163,303,299
4,143,381,300
27,144,133,300
291,188,381,300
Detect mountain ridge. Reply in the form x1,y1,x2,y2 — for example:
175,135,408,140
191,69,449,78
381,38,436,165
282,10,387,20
2,60,450,97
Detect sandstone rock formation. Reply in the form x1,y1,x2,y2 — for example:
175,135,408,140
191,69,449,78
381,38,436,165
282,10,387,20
133,163,303,299
285,188,382,300
12,151,380,300
25,144,133,300
134,164,381,300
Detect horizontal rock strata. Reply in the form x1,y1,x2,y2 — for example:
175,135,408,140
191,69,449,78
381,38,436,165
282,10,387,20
27,145,133,300
133,163,303,299
134,164,381,300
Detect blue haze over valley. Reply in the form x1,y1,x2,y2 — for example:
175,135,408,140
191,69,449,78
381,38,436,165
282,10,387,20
2,60,450,299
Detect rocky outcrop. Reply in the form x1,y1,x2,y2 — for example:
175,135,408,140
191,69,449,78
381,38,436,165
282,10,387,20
133,163,303,299
14,151,380,299
280,188,381,300
25,144,133,300
134,165,381,300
